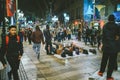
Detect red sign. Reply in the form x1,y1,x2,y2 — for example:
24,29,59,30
6,0,16,17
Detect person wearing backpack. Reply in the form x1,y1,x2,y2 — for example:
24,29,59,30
1,25,23,80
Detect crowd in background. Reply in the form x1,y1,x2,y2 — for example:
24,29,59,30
17,22,103,52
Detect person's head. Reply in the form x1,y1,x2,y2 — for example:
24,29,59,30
8,25,17,36
108,14,115,22
35,26,40,31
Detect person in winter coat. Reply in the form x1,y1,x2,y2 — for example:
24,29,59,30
98,14,119,80
1,25,23,80
31,26,44,59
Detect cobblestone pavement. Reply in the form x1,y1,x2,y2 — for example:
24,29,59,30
22,40,120,80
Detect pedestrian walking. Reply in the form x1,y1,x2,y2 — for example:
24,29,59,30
90,27,97,46
43,25,53,55
23,28,28,42
31,26,44,59
98,14,119,80
85,27,91,45
1,25,23,80
27,28,32,44
18,28,24,43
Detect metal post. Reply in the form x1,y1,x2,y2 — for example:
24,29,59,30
1,0,6,46
1,0,7,79
16,0,19,33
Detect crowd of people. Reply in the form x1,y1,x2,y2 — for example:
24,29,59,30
0,14,120,80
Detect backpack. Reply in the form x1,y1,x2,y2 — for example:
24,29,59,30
6,35,20,46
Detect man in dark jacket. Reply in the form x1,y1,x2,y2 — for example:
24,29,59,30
43,25,52,55
98,14,119,80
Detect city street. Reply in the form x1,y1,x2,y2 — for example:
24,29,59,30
1,0,120,80
22,39,120,80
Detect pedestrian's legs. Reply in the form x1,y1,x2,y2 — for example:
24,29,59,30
90,36,93,46
12,68,19,80
50,43,52,54
7,56,20,80
98,41,101,50
24,36,27,42
85,36,87,45
114,53,118,70
107,53,117,78
87,36,91,43
99,52,109,73
28,37,31,44
33,43,37,53
36,44,41,59
45,43,49,54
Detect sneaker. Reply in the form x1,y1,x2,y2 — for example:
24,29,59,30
98,71,103,76
107,77,114,80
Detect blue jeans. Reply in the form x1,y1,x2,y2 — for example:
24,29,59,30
33,43,41,59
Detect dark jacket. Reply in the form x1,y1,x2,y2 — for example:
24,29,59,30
6,34,23,56
2,34,23,56
31,30,44,44
0,34,23,64
43,29,52,43
102,22,119,53
116,25,120,52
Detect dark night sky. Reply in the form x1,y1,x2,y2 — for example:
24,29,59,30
18,0,47,17
18,0,65,17
18,0,120,18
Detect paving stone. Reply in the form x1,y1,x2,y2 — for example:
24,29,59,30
22,40,120,80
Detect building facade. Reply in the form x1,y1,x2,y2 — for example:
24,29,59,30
56,0,120,24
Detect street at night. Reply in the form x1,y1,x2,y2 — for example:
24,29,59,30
0,0,120,80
